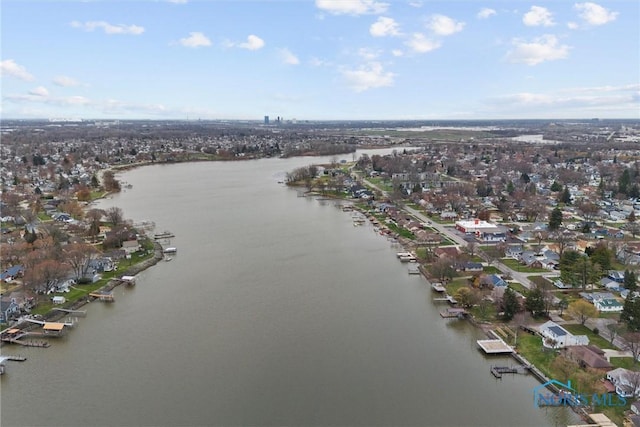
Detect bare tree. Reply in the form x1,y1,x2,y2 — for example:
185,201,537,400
106,207,124,228
625,332,640,364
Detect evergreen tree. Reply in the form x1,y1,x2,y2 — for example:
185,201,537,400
619,168,631,196
550,181,562,192
621,296,640,332
559,186,571,204
548,207,563,231
625,270,638,292
525,287,546,317
502,287,519,321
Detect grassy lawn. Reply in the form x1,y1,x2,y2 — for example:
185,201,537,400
515,334,559,378
563,324,618,350
501,258,548,273
508,282,529,296
445,278,469,295
610,357,637,369
483,266,501,274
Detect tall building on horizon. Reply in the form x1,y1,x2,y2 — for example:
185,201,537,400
264,115,269,125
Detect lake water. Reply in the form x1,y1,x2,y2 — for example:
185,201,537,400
1,150,579,426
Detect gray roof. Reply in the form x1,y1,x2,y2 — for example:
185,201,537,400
548,325,568,337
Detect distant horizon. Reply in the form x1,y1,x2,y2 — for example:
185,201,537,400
2,116,639,124
1,1,638,121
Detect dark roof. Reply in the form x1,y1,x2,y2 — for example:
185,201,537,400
548,325,568,337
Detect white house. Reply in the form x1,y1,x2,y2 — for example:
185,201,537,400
121,240,141,255
606,368,640,398
593,298,624,312
538,320,589,349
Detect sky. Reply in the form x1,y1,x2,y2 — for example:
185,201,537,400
1,0,639,121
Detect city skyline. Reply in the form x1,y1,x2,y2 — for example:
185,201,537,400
1,0,638,121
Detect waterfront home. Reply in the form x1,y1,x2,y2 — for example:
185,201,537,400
538,320,589,349
561,345,613,370
0,299,20,323
122,239,141,255
606,368,640,398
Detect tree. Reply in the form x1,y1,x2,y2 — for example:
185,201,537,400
559,186,571,204
560,251,600,290
430,258,455,282
525,287,546,317
624,332,640,364
625,270,638,293
567,299,598,325
548,207,563,231
557,296,569,316
628,211,640,237
550,181,563,192
588,243,612,272
63,242,98,281
454,287,479,308
619,168,631,196
501,287,519,321
105,207,124,228
607,322,624,344
621,296,640,332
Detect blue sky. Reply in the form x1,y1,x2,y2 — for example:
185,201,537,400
1,0,638,120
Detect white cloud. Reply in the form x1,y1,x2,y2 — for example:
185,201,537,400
70,21,144,35
574,2,618,26
405,33,442,53
239,35,265,50
523,6,555,27
477,8,496,19
315,0,388,15
53,75,81,87
358,48,381,60
567,21,579,30
370,17,401,37
505,34,570,65
489,84,640,114
167,0,187,3
0,59,35,81
391,49,404,57
29,86,49,97
408,1,422,8
178,32,212,48
342,62,394,92
278,48,300,65
426,14,465,36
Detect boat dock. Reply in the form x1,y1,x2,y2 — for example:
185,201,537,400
431,283,446,292
432,294,458,305
490,365,530,379
440,308,467,318
52,308,87,317
89,291,115,302
153,231,175,240
0,355,28,375
408,264,421,275
1,329,51,347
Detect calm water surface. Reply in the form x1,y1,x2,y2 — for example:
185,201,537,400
1,151,579,426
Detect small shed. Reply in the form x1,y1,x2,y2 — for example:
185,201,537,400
52,296,66,304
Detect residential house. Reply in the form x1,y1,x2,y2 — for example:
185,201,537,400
561,345,613,370
1,265,24,282
606,368,640,398
593,298,624,313
0,299,20,323
538,320,589,349
121,239,141,255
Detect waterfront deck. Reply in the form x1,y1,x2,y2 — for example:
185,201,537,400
52,307,87,317
89,291,115,302
440,308,467,318
431,283,446,292
477,339,514,354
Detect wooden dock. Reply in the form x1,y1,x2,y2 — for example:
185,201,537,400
440,308,467,318
52,308,87,317
431,283,446,292
433,294,458,305
89,292,115,302
477,339,514,354
490,365,529,379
